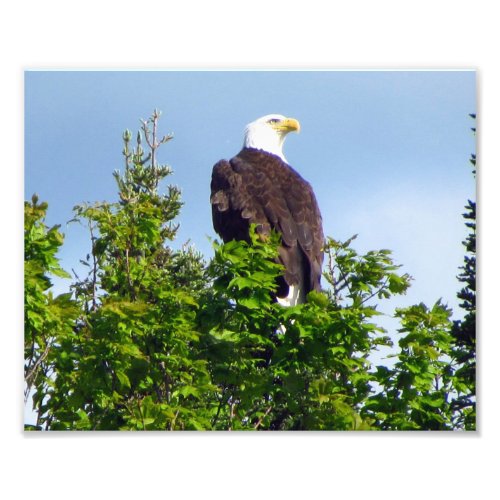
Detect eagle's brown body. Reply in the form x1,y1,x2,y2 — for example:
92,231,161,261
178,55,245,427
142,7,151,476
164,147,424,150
210,147,324,302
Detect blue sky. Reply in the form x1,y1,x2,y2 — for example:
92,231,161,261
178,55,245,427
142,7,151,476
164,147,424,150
25,70,476,322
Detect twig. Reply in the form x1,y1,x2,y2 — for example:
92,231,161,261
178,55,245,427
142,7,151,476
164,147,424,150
124,248,136,300
254,406,273,430
229,398,236,431
170,409,180,431
89,221,98,311
360,276,390,305
24,340,53,402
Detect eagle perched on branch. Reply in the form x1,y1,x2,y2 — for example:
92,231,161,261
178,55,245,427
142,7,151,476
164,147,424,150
210,114,324,306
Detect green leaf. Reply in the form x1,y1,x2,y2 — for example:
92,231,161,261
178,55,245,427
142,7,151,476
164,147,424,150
177,385,200,399
239,296,263,309
421,393,445,408
115,370,131,389
306,290,329,307
228,277,257,290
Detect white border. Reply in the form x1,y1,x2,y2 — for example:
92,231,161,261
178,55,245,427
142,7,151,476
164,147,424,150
6,1,497,498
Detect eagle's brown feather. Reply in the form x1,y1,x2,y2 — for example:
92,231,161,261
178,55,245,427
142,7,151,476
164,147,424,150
210,147,324,301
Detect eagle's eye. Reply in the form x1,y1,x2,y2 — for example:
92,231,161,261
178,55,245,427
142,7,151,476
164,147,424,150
268,118,281,124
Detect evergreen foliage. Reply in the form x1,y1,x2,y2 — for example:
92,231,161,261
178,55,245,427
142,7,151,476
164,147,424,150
449,113,476,429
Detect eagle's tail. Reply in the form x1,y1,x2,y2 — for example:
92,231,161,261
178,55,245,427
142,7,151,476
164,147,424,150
276,284,305,307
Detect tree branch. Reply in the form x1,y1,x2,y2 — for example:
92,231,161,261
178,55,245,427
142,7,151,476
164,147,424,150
254,406,273,430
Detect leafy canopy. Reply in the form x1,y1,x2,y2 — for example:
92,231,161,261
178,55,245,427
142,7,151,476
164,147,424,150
24,110,476,431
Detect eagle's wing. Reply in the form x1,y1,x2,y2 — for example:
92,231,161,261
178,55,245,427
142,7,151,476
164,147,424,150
210,150,323,296
211,154,283,240
210,159,261,242
280,166,324,294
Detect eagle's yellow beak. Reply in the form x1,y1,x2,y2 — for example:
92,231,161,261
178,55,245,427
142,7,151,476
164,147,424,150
274,117,300,133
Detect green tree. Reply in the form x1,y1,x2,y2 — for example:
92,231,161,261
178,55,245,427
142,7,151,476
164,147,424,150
24,195,79,429
202,231,474,430
449,113,476,429
198,232,411,430
453,114,476,351
25,110,476,431
39,111,215,430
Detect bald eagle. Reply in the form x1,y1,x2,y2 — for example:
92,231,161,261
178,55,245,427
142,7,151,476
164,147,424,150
210,114,324,307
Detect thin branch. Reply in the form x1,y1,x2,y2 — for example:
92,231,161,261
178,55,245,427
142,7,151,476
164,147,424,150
229,397,237,431
211,387,229,428
254,406,273,430
141,119,154,150
89,221,98,311
151,112,158,169
336,264,353,299
360,275,390,305
169,409,180,431
124,248,136,300
24,339,53,402
326,246,338,298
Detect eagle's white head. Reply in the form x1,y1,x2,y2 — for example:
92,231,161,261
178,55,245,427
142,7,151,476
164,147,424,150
243,114,300,162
